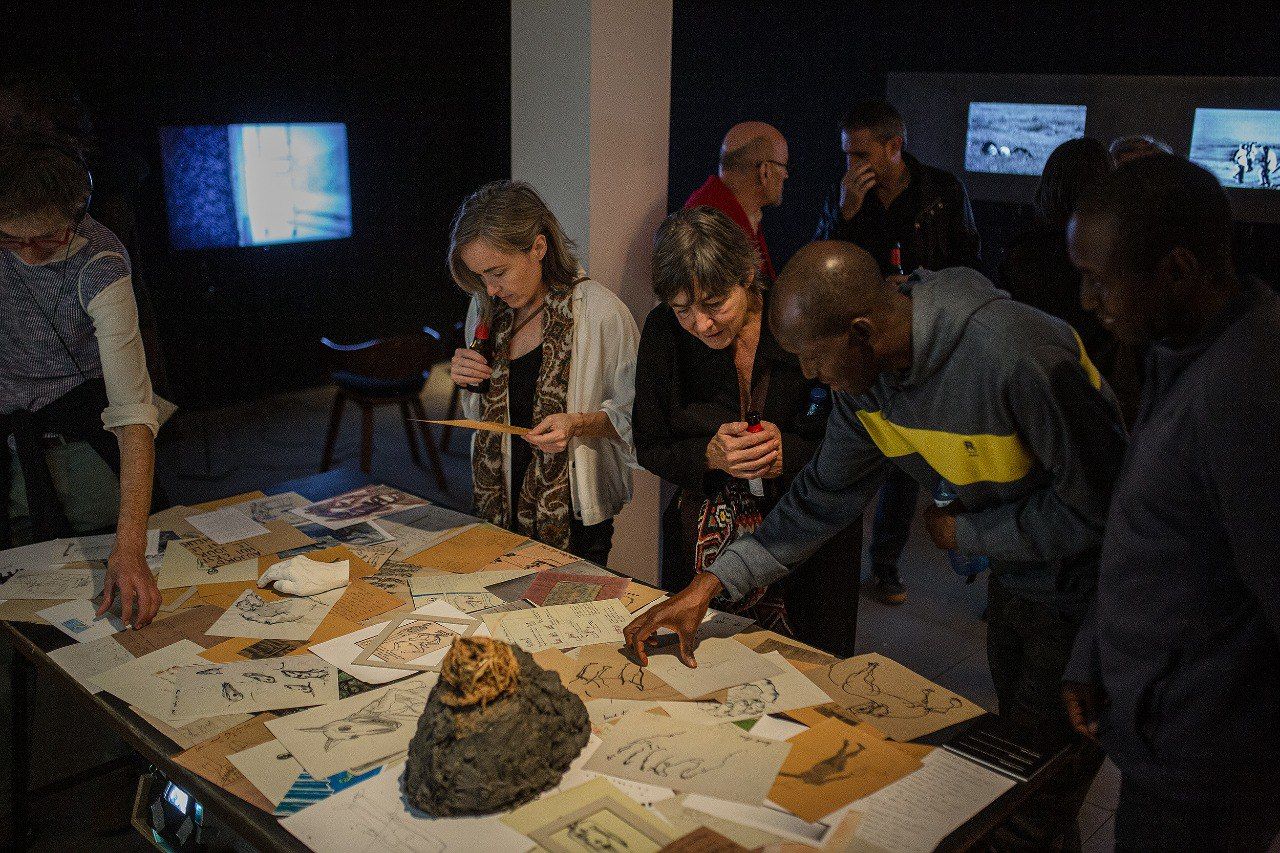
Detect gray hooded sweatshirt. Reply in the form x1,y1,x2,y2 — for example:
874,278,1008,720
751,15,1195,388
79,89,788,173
708,267,1128,610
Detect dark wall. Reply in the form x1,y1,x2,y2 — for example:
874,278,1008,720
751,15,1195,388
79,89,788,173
6,2,510,408
670,1,1280,281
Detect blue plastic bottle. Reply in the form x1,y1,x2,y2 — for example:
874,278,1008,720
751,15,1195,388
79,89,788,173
932,478,989,582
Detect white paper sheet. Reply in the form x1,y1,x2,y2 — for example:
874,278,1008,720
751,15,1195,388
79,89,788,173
683,794,837,847
37,599,126,641
206,588,333,641
228,739,306,806
484,599,632,653
53,530,162,563
170,654,339,720
845,749,1016,853
186,508,271,545
0,566,103,600
309,600,482,684
659,652,831,722
644,637,784,698
47,635,134,693
280,761,532,853
233,492,311,524
583,710,792,805
267,673,439,780
91,639,208,722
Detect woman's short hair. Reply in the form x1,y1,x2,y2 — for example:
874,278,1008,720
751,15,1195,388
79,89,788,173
0,133,91,223
651,206,762,304
448,180,581,296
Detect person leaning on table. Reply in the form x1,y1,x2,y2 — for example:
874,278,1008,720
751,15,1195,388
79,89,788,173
631,205,861,657
625,239,1128,850
0,133,162,628
447,180,638,567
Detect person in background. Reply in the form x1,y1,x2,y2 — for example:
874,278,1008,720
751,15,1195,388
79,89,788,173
999,138,1146,424
0,134,161,628
684,121,789,282
631,207,860,656
627,240,1127,849
1063,155,1280,852
1107,134,1173,167
814,99,981,606
448,181,637,567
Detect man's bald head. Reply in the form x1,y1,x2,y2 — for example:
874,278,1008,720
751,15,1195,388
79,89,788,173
719,121,787,173
770,241,890,347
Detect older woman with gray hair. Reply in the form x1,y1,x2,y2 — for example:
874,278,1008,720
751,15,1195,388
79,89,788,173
448,180,638,566
631,206,861,656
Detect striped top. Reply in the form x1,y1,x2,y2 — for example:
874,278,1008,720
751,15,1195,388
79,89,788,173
1,216,156,432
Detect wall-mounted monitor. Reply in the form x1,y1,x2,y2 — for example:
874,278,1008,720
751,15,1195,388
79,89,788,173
1189,108,1280,191
160,122,352,250
964,102,1086,176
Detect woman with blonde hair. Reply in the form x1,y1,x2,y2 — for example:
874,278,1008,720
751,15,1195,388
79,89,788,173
448,181,637,565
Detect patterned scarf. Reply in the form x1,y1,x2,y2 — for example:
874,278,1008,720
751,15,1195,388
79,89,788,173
471,282,575,549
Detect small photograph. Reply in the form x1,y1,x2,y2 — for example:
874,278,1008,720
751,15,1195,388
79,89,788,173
965,102,1087,176
1189,108,1280,190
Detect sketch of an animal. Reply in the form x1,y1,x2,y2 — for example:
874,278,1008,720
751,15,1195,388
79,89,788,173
778,739,867,786
280,667,330,681
300,687,429,750
606,733,743,780
568,818,631,852
243,672,277,684
234,592,316,625
572,662,650,697
222,683,245,702
836,661,964,720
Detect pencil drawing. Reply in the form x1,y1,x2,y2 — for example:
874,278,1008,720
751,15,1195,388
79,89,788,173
777,739,867,786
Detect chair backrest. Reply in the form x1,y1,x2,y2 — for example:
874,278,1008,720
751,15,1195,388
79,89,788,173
320,327,448,382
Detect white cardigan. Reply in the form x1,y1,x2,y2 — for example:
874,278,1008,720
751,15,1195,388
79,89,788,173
462,278,638,527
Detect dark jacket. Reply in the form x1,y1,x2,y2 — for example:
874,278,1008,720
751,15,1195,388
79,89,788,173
814,152,981,273
1066,282,1280,799
708,268,1127,612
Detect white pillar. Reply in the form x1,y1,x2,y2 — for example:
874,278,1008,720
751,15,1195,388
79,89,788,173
511,0,672,584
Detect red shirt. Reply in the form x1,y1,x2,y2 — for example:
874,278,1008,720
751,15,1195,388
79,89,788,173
683,175,777,282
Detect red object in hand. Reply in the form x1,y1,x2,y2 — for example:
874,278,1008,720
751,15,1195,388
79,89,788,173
890,242,905,277
466,321,493,395
746,411,763,433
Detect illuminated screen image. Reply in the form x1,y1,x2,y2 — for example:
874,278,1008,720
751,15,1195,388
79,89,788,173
1189,108,1280,190
964,102,1087,176
161,122,352,249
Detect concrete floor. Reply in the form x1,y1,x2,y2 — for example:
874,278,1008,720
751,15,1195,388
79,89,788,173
0,370,1120,850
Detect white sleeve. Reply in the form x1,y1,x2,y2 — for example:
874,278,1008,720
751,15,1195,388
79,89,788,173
460,296,482,420
596,296,639,452
84,277,160,436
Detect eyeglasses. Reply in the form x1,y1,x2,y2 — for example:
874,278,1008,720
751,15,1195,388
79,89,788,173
0,228,73,253
760,159,790,174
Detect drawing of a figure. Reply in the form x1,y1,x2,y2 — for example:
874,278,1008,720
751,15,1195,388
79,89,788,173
234,592,317,625
568,818,631,851
378,624,455,661
778,739,867,785
301,686,429,750
836,661,963,720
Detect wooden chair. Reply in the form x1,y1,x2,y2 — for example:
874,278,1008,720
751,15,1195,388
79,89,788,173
319,327,449,491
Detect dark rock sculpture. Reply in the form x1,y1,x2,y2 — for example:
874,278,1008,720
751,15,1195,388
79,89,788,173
404,636,590,816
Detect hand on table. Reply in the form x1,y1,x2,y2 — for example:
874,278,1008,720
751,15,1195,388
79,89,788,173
450,347,491,388
99,546,160,629
1062,680,1107,741
622,571,724,668
525,413,579,454
923,504,959,550
706,421,782,480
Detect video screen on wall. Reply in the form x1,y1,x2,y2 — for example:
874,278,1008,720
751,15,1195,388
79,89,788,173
1189,108,1280,191
964,102,1087,176
160,122,352,249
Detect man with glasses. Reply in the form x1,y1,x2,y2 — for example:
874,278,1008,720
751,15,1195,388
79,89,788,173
685,121,790,283
0,134,162,628
815,99,981,607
